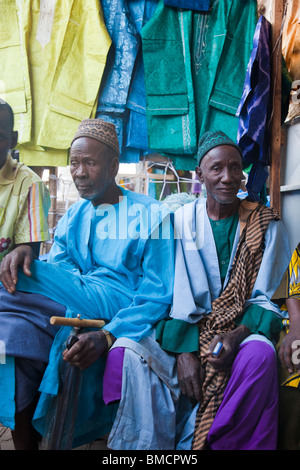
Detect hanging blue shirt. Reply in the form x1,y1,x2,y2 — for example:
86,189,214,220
96,0,158,163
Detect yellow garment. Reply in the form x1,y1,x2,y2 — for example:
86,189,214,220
282,373,300,389
276,244,300,389
282,0,300,80
0,0,32,144
274,243,300,310
287,243,300,299
282,0,300,121
1,0,111,166
0,154,50,262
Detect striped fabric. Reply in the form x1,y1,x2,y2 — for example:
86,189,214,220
192,200,280,449
0,154,50,261
27,182,50,242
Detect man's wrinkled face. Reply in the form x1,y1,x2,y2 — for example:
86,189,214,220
196,145,243,205
70,137,119,206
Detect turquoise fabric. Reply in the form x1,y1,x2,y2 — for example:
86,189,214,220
0,357,15,430
142,0,258,170
34,343,118,448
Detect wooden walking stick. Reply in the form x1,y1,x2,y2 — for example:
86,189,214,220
41,315,105,450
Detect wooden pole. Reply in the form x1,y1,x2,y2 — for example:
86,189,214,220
269,0,284,214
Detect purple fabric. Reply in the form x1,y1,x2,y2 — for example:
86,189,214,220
236,16,272,202
103,347,125,405
206,340,278,450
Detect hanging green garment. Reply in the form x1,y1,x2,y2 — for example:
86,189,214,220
2,0,111,167
142,0,257,171
142,1,197,156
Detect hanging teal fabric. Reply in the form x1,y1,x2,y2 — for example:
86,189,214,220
141,0,197,156
164,0,210,10
193,0,257,140
142,0,258,171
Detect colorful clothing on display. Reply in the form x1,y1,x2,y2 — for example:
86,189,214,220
236,15,272,202
0,154,50,261
2,0,111,166
142,0,257,170
0,188,174,448
163,0,210,10
142,1,197,159
191,0,257,140
97,0,140,114
105,333,181,450
96,0,158,163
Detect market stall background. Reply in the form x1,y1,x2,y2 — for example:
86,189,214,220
0,0,299,252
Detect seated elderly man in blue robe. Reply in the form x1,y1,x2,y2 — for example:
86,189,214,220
0,119,175,450
156,131,291,450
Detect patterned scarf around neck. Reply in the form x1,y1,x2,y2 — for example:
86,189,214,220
192,200,280,450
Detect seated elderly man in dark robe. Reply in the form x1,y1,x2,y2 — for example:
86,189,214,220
0,119,174,450
156,130,291,450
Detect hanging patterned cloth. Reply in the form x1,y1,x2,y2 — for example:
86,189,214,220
236,15,272,202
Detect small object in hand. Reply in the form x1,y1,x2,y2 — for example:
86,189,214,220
212,341,223,357
66,334,79,350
